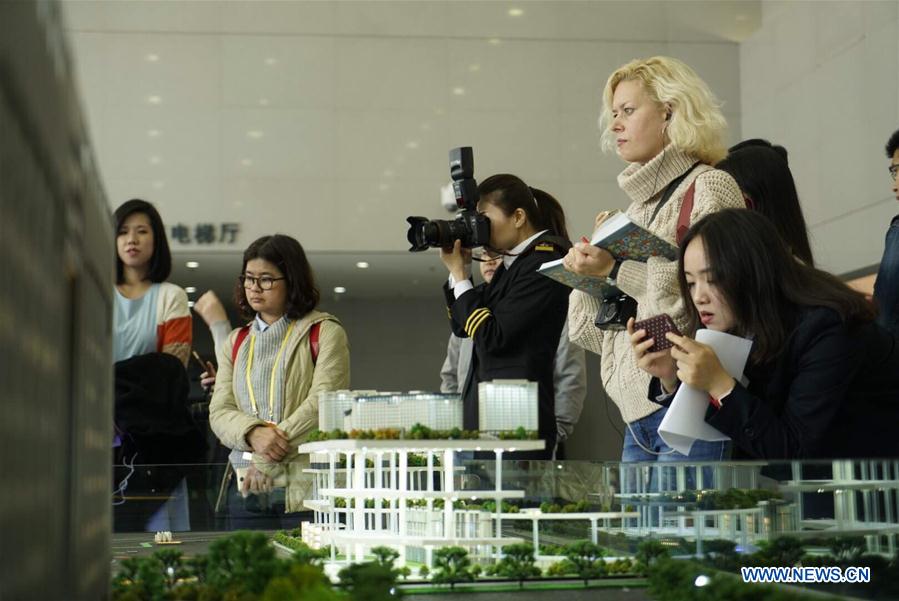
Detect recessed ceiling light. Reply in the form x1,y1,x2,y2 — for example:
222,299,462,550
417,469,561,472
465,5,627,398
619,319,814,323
149,156,161,165
259,98,270,106
152,181,165,190
508,8,524,17
356,262,369,269
146,53,160,62
334,286,347,294
736,14,748,22
247,130,264,139
488,38,502,46
185,286,197,294
420,122,431,131
452,87,466,96
264,57,278,66
469,64,481,72
378,183,389,192
406,141,419,150
147,129,161,138
186,261,199,269
147,95,162,105
383,169,394,177
241,158,253,167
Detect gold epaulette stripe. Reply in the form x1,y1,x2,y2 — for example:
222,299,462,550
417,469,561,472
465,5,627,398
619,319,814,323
446,307,452,319
467,310,492,337
464,307,490,333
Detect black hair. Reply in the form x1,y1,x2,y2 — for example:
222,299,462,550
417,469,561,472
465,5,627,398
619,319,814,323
113,198,172,284
886,128,899,158
678,209,875,363
234,234,320,321
717,140,815,266
477,174,570,245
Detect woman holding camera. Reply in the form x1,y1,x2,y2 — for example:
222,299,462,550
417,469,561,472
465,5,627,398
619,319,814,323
440,174,570,459
210,234,350,526
563,56,744,463
628,209,899,460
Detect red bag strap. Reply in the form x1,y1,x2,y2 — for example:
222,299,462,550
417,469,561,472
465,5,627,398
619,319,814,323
675,182,696,246
310,322,321,365
231,325,251,365
231,321,321,366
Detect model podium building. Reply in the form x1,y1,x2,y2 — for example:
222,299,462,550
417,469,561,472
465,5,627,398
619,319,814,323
298,380,543,574
317,380,538,435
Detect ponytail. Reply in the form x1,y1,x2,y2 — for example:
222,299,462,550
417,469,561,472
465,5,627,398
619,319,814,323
478,174,570,244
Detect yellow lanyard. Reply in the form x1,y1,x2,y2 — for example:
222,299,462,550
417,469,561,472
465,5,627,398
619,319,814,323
245,320,296,421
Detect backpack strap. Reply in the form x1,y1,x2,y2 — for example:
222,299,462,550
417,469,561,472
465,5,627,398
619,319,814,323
232,320,322,366
231,325,251,365
310,321,321,366
675,182,697,246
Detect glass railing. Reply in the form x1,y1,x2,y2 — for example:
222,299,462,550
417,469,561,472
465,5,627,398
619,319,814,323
111,457,899,600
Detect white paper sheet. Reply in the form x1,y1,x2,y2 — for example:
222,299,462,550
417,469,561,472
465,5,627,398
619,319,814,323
657,330,753,455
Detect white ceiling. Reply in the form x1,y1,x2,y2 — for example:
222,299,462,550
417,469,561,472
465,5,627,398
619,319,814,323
63,0,759,300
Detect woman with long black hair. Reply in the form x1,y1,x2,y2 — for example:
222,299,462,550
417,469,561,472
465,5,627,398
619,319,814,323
628,209,899,459
440,174,571,459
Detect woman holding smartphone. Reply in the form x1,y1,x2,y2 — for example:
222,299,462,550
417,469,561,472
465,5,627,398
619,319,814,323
209,234,350,526
629,209,899,459
563,56,744,463
440,174,571,459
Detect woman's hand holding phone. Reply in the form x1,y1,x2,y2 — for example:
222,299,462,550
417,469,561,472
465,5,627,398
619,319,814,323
627,317,678,392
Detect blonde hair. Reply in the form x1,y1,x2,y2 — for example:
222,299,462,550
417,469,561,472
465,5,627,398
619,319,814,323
599,56,728,165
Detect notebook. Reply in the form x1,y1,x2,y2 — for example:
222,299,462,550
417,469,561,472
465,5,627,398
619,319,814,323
537,212,677,297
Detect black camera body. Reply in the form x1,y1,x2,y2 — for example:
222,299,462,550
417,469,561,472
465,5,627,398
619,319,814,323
594,293,638,331
406,147,491,252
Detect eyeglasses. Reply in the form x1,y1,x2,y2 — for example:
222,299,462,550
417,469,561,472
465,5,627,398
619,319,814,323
890,164,898,181
472,248,503,263
239,275,285,290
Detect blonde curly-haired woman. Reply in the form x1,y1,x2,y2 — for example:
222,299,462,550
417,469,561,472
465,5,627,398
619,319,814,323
563,56,744,468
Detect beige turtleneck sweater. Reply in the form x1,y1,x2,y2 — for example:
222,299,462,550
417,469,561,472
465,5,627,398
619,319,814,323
568,145,744,425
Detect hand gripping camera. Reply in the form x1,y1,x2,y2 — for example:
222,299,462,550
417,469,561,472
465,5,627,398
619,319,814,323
406,147,491,252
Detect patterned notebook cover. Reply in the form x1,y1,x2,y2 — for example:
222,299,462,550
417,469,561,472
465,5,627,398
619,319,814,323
592,212,677,261
537,259,623,299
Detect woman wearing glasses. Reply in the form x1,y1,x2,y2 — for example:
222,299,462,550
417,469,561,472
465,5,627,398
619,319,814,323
210,234,350,526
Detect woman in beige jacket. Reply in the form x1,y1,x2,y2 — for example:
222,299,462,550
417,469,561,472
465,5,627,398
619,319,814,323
563,56,743,465
210,234,350,519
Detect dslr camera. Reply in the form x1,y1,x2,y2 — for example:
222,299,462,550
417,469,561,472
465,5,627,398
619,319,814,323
406,147,491,252
594,292,638,331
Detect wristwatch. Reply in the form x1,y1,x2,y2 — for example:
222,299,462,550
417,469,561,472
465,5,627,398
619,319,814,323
607,259,623,285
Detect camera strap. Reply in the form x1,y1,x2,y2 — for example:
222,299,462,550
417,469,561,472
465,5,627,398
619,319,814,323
648,162,700,227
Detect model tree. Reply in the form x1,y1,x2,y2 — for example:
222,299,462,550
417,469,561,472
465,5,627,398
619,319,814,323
262,563,344,601
338,561,397,601
635,539,669,571
206,531,285,596
562,540,606,587
432,547,475,590
494,543,541,589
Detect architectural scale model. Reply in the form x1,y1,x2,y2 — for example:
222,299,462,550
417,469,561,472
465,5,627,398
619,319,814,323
299,381,634,574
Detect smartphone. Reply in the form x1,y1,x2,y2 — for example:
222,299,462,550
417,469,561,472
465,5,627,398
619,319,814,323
632,314,681,354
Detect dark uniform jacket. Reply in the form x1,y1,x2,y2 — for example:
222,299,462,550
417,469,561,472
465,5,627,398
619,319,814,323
652,307,899,460
443,236,569,459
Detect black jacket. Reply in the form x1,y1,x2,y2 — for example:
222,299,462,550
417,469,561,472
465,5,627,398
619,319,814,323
653,307,899,460
115,352,206,466
443,236,569,458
